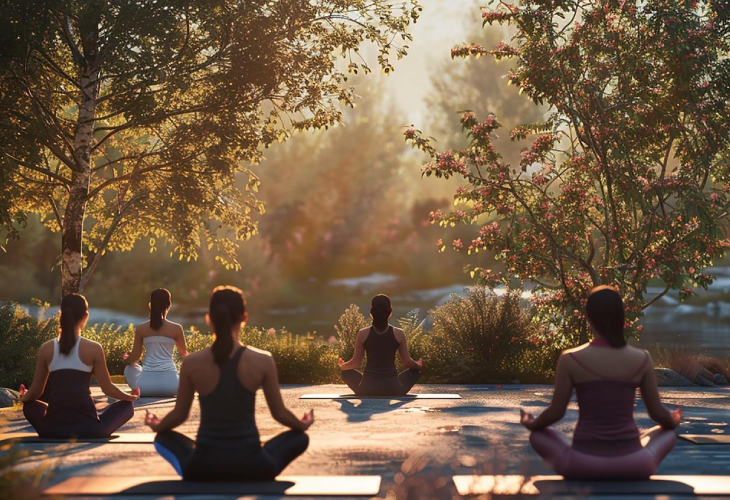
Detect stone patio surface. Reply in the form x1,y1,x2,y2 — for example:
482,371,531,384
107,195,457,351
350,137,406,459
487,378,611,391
4,384,730,499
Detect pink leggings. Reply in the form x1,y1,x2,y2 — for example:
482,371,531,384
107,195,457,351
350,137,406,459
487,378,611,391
529,426,677,480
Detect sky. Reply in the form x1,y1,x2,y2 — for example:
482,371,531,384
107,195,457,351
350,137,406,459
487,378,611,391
370,0,486,125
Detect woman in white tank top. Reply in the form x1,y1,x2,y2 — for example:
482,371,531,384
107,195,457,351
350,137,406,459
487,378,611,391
21,294,139,438
124,289,188,396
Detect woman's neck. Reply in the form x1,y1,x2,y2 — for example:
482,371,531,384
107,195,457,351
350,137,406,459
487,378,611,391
372,324,389,334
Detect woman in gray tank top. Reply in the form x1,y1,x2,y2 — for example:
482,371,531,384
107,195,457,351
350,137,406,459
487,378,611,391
144,286,312,480
338,294,423,396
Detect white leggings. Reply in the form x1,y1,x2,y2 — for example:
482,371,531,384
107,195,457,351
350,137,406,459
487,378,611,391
124,364,179,397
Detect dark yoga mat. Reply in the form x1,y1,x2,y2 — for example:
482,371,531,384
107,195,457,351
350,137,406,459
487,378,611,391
44,475,382,496
680,434,730,444
453,475,730,496
300,393,461,400
0,432,158,444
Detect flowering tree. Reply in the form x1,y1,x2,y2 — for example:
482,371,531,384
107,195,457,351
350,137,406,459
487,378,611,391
0,0,420,296
407,0,730,344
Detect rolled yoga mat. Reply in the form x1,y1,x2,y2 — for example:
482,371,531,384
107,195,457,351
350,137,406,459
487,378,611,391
44,475,382,496
452,475,730,496
299,393,461,400
680,434,730,444
0,432,159,444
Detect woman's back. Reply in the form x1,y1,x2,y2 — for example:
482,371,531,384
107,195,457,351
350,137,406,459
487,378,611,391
142,336,176,371
363,326,399,377
567,344,649,456
195,347,259,449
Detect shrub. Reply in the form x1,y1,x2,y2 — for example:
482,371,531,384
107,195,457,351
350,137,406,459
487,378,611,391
84,323,135,376
241,328,339,384
334,304,369,360
0,302,56,388
429,287,557,383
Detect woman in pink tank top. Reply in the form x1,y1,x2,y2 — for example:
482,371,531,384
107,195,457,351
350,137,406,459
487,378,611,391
520,286,680,479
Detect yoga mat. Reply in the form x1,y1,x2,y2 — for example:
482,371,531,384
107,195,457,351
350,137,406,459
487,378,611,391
680,434,730,444
299,393,461,400
44,475,382,496
0,432,158,444
453,475,730,496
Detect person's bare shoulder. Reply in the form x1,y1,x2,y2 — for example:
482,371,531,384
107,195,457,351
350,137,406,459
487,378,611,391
244,345,272,357
185,348,211,363
563,343,590,355
39,339,54,356
393,327,406,342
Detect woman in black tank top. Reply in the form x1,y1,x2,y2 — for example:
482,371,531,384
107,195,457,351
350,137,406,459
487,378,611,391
338,294,423,396
144,286,313,481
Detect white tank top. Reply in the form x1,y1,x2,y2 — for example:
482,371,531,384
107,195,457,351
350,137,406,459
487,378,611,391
142,336,176,372
48,338,93,372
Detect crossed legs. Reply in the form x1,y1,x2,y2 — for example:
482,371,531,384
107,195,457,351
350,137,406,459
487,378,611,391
529,426,677,480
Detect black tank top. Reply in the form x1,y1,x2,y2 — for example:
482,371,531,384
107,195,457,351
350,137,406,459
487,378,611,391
45,370,98,424
196,347,260,449
363,326,399,377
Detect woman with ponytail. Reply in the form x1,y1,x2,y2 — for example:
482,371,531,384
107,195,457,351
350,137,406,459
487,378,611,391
145,286,312,481
21,294,139,438
520,286,680,479
124,289,187,396
338,294,423,396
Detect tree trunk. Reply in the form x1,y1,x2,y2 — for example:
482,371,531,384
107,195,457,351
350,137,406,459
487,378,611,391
61,18,100,297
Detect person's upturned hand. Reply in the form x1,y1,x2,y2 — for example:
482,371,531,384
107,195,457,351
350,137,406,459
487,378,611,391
338,358,345,370
300,409,314,430
520,408,536,430
144,409,161,432
671,407,683,428
415,358,424,369
129,387,141,401
19,383,27,397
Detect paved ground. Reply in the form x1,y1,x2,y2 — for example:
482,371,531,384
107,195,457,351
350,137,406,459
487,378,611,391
5,384,730,499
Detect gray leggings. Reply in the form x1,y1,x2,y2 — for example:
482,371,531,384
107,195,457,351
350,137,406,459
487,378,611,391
341,369,420,396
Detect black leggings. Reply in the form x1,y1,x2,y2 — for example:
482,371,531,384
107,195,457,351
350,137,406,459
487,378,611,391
154,430,309,481
341,369,420,396
23,400,134,438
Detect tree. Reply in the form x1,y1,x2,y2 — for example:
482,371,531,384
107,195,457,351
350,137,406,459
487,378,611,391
0,0,421,296
425,18,545,163
407,0,730,344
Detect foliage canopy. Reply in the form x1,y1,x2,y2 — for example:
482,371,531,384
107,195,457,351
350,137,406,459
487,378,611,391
408,0,730,343
0,0,420,295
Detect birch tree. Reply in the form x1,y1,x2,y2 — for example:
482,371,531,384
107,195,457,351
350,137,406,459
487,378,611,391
0,0,420,296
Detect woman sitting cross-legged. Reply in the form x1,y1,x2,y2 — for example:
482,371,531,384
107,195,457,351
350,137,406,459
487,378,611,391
124,288,188,397
21,293,139,438
144,285,313,481
338,294,423,396
521,285,680,480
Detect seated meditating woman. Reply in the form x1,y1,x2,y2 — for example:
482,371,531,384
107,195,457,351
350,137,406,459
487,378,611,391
144,286,312,481
521,286,680,479
338,294,423,396
124,288,188,397
21,294,139,438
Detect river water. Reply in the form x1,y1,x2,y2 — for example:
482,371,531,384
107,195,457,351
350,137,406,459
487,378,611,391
21,271,730,355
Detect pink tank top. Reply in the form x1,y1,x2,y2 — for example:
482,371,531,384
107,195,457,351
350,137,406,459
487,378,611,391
569,350,649,457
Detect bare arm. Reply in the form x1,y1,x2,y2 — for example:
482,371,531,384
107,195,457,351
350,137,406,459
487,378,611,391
639,353,677,429
395,328,423,370
124,326,144,365
175,325,189,358
21,343,51,402
262,355,312,431
525,354,573,430
93,343,138,401
338,329,367,371
150,358,195,432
